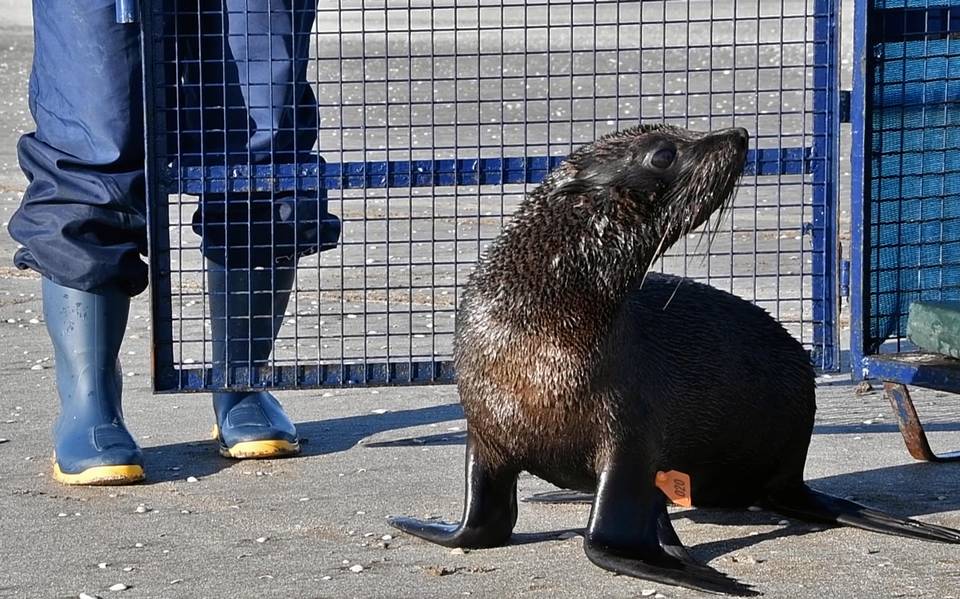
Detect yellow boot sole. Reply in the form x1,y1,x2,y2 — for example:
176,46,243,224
211,425,301,459
52,459,145,486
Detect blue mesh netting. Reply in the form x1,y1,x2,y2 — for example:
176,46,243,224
868,8,960,352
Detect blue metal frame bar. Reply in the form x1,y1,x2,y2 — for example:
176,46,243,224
169,148,814,195
175,360,457,391
811,0,841,371
141,0,177,392
849,0,873,379
864,354,960,394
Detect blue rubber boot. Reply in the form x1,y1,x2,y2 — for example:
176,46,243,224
42,278,144,485
208,263,300,459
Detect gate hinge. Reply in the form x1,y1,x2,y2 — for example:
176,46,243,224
839,90,851,123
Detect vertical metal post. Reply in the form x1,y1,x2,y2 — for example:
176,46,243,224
116,0,139,24
811,0,841,371
849,0,872,379
139,0,176,391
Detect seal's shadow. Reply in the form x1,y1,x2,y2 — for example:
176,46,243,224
673,511,833,563
500,463,960,562
680,460,960,561
366,420,960,560
142,403,465,484
505,518,817,563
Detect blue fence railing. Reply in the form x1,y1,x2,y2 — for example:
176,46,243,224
170,148,815,195
140,0,842,392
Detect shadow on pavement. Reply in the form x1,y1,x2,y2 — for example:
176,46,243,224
678,461,960,560
296,402,464,455
363,430,467,448
140,401,960,568
814,422,960,434
511,464,960,561
142,437,228,484
141,402,465,484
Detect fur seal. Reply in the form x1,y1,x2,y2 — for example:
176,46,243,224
388,124,960,595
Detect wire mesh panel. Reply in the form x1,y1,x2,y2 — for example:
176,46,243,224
142,0,840,392
850,0,960,373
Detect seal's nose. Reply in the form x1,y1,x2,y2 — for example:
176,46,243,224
704,127,750,148
725,127,750,150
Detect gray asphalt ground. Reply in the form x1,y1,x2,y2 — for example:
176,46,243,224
2,3,960,599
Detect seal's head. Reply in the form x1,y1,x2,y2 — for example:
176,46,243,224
469,123,750,326
549,124,749,260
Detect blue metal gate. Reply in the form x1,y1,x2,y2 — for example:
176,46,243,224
138,0,842,392
850,0,960,380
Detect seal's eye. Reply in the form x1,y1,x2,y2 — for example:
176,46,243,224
650,147,677,170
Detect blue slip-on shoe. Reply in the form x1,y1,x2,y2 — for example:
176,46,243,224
212,391,299,459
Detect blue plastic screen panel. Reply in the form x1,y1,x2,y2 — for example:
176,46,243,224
142,0,841,392
851,0,960,377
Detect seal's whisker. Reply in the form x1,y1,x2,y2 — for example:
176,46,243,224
661,275,684,311
705,200,729,255
640,211,673,289
691,202,715,256
695,169,739,261
712,173,742,244
640,216,676,290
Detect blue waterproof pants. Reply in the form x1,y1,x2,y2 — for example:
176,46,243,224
10,0,340,296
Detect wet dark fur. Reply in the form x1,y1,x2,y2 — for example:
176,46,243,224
389,124,960,595
456,125,755,481
462,271,817,505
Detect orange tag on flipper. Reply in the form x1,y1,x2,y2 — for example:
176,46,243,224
655,470,692,507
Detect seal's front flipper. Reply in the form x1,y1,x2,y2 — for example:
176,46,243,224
389,435,518,549
583,461,757,596
584,543,757,596
765,485,960,544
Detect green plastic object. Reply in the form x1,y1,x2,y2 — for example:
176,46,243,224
907,301,960,359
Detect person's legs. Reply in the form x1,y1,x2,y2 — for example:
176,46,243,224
187,0,340,269
9,0,146,483
186,0,340,457
11,0,147,295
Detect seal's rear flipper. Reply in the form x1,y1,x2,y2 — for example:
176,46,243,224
764,485,960,544
584,459,757,596
388,435,518,549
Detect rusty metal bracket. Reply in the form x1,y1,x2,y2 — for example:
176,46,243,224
883,382,960,462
